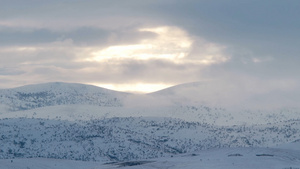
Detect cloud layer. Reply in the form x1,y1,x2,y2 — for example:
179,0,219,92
0,0,299,94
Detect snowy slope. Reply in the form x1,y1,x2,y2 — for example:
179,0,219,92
1,102,299,126
0,117,300,162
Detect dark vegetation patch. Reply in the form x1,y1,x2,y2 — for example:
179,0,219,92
228,153,243,157
116,161,154,167
256,154,274,157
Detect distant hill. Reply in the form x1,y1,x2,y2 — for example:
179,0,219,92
0,82,299,126
151,80,300,109
0,82,129,112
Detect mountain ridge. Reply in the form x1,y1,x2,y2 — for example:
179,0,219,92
0,82,129,112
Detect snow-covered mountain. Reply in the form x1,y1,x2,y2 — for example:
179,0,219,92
0,82,129,112
0,82,299,165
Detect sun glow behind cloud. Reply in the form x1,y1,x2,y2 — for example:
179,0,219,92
89,83,171,93
80,26,229,93
85,26,229,66
87,26,193,62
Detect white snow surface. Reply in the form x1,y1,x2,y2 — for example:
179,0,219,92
1,146,300,169
275,140,300,151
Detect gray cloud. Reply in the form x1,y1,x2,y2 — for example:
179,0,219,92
0,26,156,47
0,0,299,97
0,67,24,76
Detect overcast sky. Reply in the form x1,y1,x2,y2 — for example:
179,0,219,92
0,0,299,93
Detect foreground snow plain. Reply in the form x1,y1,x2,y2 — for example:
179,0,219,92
2,145,300,169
